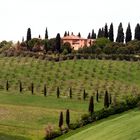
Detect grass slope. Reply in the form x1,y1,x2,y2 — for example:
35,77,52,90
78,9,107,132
60,109,140,140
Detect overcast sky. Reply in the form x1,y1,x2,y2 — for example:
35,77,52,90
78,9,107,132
0,0,140,42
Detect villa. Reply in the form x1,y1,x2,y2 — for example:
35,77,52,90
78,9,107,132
62,35,95,50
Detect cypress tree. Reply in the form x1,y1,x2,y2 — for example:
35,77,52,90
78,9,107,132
67,31,70,36
96,90,99,102
64,31,67,37
109,94,112,104
57,87,60,98
66,109,70,128
88,96,94,114
45,27,48,39
97,28,102,38
91,29,96,39
69,87,72,99
104,90,109,108
134,23,140,40
59,111,63,130
56,33,61,53
19,81,22,93
109,23,114,42
104,23,108,38
26,28,31,42
83,89,86,100
44,84,47,97
31,82,34,95
87,33,91,39
125,23,132,43
6,80,9,91
116,23,124,43
78,32,81,38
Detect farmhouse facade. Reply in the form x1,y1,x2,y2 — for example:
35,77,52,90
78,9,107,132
62,35,94,50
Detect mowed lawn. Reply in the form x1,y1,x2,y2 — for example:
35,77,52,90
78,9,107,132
59,109,140,140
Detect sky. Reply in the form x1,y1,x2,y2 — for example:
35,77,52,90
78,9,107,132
0,0,140,42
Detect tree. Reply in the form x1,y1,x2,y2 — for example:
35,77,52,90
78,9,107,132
69,87,72,99
87,33,91,39
66,109,70,127
125,23,132,43
55,33,61,53
26,28,31,42
44,84,47,96
109,94,112,104
88,96,94,114
83,89,86,100
91,29,96,39
96,90,99,102
19,81,22,93
78,32,81,38
57,87,60,98
104,23,108,38
59,112,63,130
45,27,48,39
64,31,67,37
6,80,9,91
134,23,140,40
116,23,124,43
109,23,114,42
31,82,34,95
104,90,109,108
97,28,102,38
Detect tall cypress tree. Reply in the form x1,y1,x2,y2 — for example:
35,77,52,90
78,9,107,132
116,23,124,43
134,23,140,40
6,80,9,91
104,90,109,108
109,23,114,42
83,89,86,100
66,109,70,128
26,28,31,42
88,96,94,114
56,33,61,53
69,87,72,99
45,27,48,39
59,111,63,130
104,23,108,38
31,82,34,95
91,29,96,39
19,81,22,93
44,84,47,97
96,90,99,102
125,23,132,43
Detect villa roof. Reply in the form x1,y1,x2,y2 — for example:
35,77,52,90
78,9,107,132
62,35,86,40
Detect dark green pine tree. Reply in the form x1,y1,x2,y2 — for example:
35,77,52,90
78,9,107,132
67,31,70,36
104,23,108,38
78,32,81,38
26,28,31,42
87,33,91,39
125,23,132,43
69,87,72,99
59,111,63,130
116,23,124,43
66,109,70,128
97,28,102,38
104,90,109,108
57,87,60,98
134,23,140,40
88,96,94,114
96,90,99,102
55,33,61,53
101,28,105,37
19,81,22,93
109,23,114,42
45,27,48,39
44,84,47,97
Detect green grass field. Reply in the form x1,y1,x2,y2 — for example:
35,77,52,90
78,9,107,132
0,56,140,139
58,109,140,140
